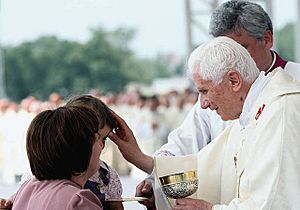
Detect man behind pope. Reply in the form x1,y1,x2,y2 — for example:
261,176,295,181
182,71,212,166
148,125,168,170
109,36,300,210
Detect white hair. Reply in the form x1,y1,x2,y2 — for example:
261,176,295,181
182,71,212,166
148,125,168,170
187,36,259,84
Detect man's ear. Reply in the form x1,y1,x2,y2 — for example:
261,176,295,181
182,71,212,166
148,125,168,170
264,30,273,49
227,70,242,92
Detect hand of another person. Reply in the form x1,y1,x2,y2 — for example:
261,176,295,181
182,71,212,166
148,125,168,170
0,198,13,209
107,201,124,210
108,110,154,174
135,179,155,209
108,110,142,161
174,198,213,210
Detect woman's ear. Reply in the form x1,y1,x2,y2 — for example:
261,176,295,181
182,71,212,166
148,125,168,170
227,70,243,92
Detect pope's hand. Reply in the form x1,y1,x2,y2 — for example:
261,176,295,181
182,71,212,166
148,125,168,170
108,110,140,159
108,110,154,174
174,198,213,210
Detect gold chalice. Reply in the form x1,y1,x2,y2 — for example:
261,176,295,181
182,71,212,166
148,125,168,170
159,170,198,199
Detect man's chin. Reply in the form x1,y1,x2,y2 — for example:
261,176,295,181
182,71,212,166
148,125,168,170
220,114,239,121
220,115,229,121
219,113,232,121
215,109,227,120
214,109,233,121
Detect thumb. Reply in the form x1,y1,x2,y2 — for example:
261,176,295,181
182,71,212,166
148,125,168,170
108,131,122,145
142,182,152,193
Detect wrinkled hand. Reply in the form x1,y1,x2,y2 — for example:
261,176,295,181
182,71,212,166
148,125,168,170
108,110,141,161
174,198,213,210
0,198,13,209
108,110,154,174
135,179,155,209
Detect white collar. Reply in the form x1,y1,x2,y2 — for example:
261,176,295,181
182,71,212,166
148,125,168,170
265,51,276,74
239,72,272,128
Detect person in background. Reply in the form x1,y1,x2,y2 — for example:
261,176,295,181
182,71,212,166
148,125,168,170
135,1,300,208
48,92,64,108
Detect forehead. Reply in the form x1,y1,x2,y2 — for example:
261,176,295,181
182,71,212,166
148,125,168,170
226,30,258,46
98,124,111,135
192,72,214,90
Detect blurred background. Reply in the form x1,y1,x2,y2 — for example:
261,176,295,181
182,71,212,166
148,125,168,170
0,0,299,209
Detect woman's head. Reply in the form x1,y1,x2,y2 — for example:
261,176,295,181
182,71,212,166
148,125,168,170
27,106,100,180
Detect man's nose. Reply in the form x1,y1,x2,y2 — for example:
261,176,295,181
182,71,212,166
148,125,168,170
200,97,210,109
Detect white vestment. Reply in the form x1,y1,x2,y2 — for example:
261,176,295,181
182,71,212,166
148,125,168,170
154,69,300,209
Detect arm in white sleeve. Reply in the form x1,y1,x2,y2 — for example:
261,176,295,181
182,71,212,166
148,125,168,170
154,102,230,156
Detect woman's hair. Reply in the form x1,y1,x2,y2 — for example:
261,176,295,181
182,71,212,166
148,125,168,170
27,106,100,180
187,36,259,85
65,94,117,129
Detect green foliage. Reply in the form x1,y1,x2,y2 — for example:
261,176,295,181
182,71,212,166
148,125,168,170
125,57,173,84
275,22,295,61
5,36,81,100
4,27,174,101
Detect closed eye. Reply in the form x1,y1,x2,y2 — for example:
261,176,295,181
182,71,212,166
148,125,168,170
198,89,208,95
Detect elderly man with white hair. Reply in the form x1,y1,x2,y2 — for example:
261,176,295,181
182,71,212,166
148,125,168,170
109,36,300,210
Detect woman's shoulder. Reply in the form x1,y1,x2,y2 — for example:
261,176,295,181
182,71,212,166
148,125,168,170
46,180,103,209
68,189,103,210
12,178,103,210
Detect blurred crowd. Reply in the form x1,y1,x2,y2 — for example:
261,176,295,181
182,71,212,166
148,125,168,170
0,88,198,184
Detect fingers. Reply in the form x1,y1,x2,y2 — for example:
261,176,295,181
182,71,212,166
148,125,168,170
108,131,122,144
175,198,203,205
176,198,187,205
175,198,213,210
135,180,155,207
175,198,196,210
115,127,127,140
141,180,153,196
110,110,131,141
135,180,146,197
135,180,153,197
110,110,127,128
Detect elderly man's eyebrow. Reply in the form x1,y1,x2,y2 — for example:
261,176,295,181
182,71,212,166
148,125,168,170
197,88,208,94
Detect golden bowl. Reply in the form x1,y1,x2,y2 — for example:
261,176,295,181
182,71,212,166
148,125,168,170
159,171,198,199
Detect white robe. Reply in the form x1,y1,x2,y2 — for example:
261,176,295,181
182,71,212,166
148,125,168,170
154,69,300,209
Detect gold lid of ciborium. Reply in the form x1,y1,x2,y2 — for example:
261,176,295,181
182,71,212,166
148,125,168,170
159,170,197,185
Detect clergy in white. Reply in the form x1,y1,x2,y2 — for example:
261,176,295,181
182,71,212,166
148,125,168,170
109,36,300,210
154,37,300,210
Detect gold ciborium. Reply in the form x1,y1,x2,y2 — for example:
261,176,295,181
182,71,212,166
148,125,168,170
159,170,198,199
